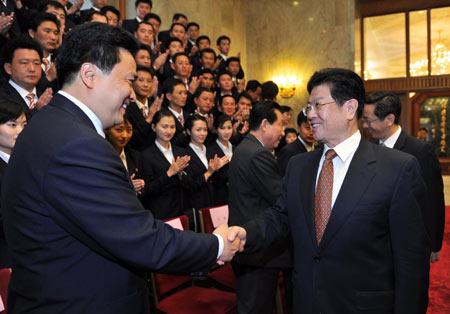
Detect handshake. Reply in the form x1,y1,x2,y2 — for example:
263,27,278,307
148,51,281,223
213,224,247,263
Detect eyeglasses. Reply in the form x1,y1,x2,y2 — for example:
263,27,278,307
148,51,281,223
361,117,381,125
302,100,335,115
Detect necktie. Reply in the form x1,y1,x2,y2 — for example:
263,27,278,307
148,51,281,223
26,93,36,109
314,149,337,244
178,115,184,127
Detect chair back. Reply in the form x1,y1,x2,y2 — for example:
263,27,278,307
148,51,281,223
199,205,229,233
0,268,11,313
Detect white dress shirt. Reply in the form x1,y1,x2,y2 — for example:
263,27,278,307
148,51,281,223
316,131,361,208
189,142,208,169
9,79,37,108
216,139,232,158
0,151,10,163
155,139,174,164
380,126,402,148
135,98,149,116
298,135,313,152
168,106,184,124
119,149,128,170
58,91,105,138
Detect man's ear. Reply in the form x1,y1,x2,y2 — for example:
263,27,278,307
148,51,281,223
79,63,97,89
28,29,35,39
384,113,396,126
344,99,358,120
4,63,12,76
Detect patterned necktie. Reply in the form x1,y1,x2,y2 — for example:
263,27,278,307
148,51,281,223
26,93,36,109
178,115,184,127
314,149,337,244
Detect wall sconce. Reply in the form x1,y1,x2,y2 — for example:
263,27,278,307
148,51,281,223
272,76,301,98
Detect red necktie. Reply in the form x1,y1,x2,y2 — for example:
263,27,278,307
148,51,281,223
178,115,184,127
314,149,337,244
26,93,36,109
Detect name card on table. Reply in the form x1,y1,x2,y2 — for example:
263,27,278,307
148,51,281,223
165,218,184,230
210,205,229,228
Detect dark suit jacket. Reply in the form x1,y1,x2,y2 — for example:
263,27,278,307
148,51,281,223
140,142,190,219
393,131,445,252
0,80,39,119
185,145,215,210
122,18,139,33
245,137,430,314
228,134,291,268
170,109,190,148
158,29,170,47
125,101,155,151
207,141,232,206
2,93,219,314
277,137,308,175
0,159,11,268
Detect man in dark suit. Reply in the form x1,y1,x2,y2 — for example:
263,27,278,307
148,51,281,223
277,111,315,175
122,0,152,34
228,101,291,314
233,68,430,314
0,36,53,116
2,23,244,314
158,13,187,48
363,90,445,263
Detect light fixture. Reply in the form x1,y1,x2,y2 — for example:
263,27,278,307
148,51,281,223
272,76,301,98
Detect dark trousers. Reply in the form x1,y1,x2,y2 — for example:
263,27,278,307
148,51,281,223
231,261,280,314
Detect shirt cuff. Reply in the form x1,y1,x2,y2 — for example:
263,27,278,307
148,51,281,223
214,233,224,259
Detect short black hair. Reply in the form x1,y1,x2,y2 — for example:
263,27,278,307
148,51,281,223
365,90,401,124
297,111,308,126
199,68,214,76
0,100,27,124
144,12,161,25
163,77,185,95
101,5,121,20
193,87,214,99
187,22,199,30
82,11,106,24
170,22,186,32
217,70,232,81
249,101,281,131
135,0,152,8
279,105,292,114
136,21,154,32
185,113,207,132
214,114,232,130
56,23,138,87
152,108,175,126
245,80,261,92
220,95,235,106
200,48,216,59
172,13,187,22
2,36,43,65
28,12,60,32
261,81,279,101
216,35,230,46
307,68,365,119
38,1,65,14
196,35,210,46
226,57,240,67
419,127,428,133
284,128,297,136
172,52,189,63
238,92,252,103
136,65,153,77
165,37,183,49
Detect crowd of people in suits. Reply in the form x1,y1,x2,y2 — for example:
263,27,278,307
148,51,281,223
0,1,446,313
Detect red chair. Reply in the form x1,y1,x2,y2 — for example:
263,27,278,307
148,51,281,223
150,216,237,313
199,206,237,290
0,268,11,314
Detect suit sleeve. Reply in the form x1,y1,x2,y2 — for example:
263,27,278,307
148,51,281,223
389,157,430,314
248,150,282,205
42,137,218,274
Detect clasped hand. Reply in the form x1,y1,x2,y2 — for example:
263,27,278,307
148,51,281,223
213,223,247,263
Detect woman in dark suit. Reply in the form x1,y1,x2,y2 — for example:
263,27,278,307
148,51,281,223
207,114,233,206
105,113,145,194
0,100,27,268
140,109,191,220
185,114,230,211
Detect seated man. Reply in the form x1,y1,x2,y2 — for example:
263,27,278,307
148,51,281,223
158,13,187,47
198,68,215,90
245,79,262,103
101,5,120,26
134,21,154,47
186,21,199,55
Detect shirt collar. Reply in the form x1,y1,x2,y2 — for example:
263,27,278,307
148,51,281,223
135,98,148,110
168,106,183,120
9,79,37,98
136,16,143,23
216,139,232,154
380,125,402,148
297,135,313,151
323,130,361,164
189,142,206,154
58,90,105,138
155,139,172,153
0,151,10,163
220,54,227,61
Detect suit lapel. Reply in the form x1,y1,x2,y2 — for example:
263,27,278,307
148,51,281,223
393,131,406,150
300,148,323,246
319,139,377,249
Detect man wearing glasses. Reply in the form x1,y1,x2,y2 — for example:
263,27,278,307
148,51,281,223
363,90,445,264
236,68,431,314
